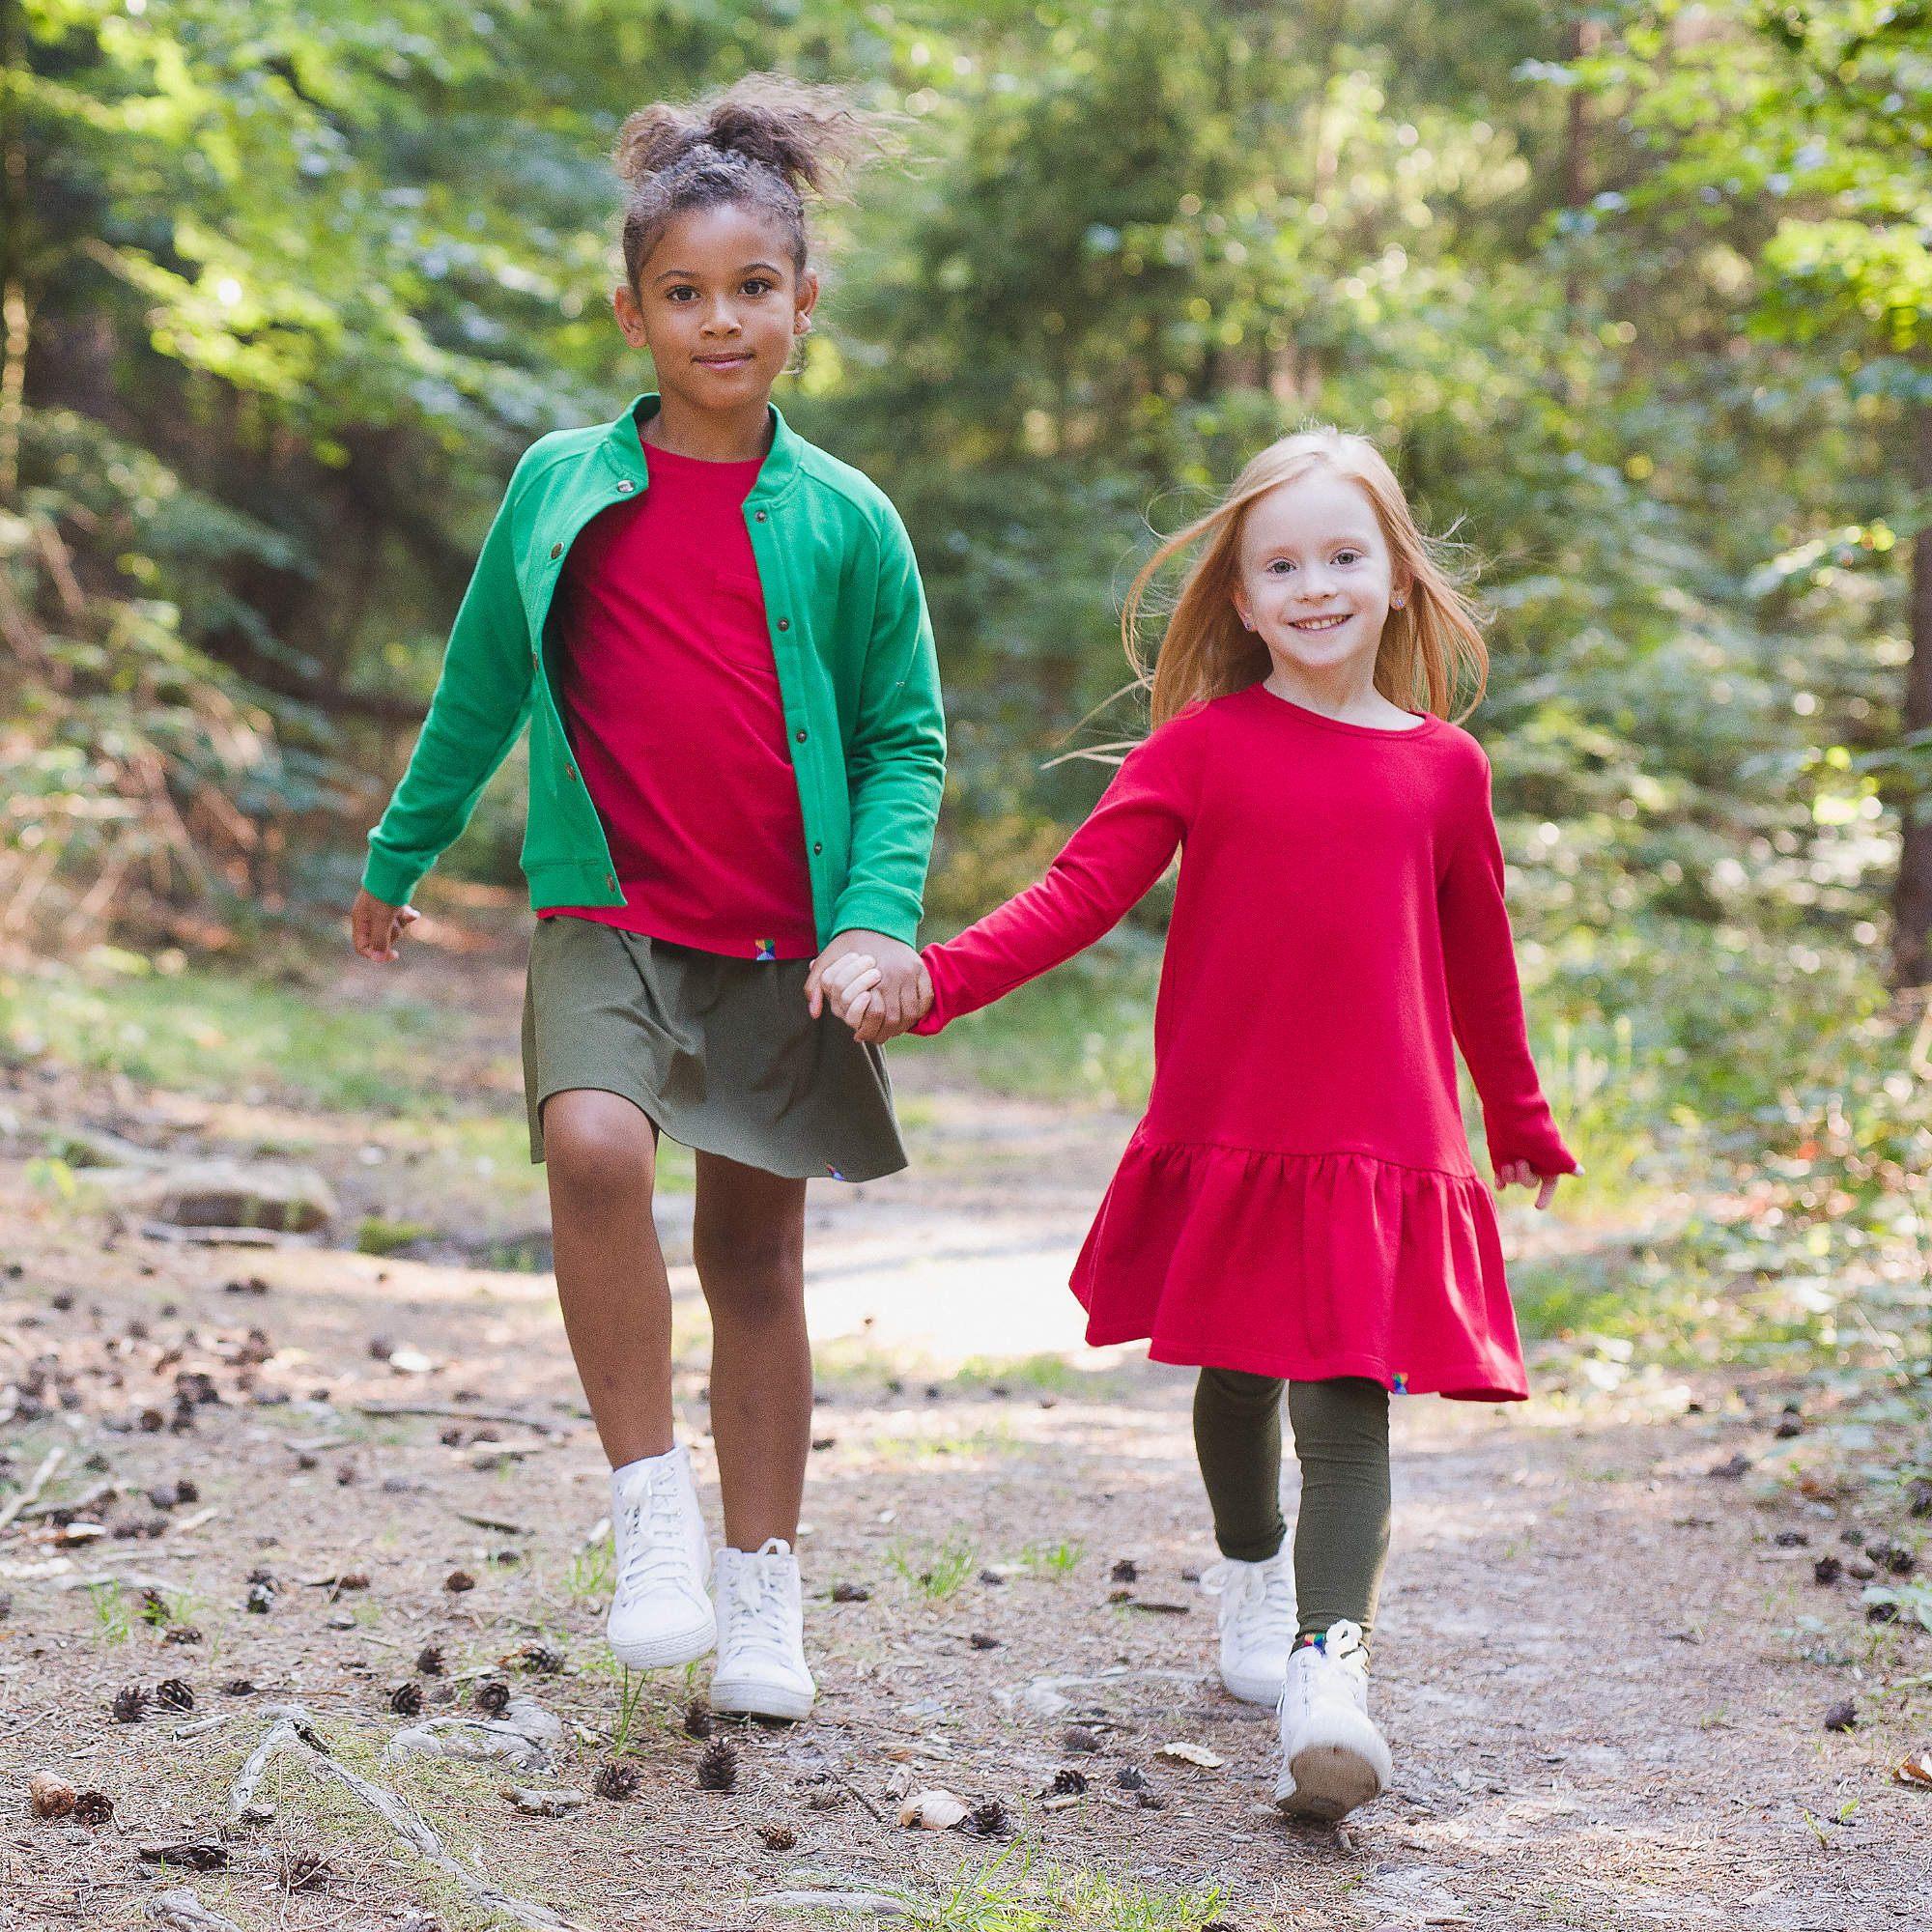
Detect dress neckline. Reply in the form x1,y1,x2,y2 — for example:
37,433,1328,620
1245,682,1441,740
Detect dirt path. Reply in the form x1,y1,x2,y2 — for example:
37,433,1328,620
1,956,1926,1929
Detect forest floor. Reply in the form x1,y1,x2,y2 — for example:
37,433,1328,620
0,911,1927,1931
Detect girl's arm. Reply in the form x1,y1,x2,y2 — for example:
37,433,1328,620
1437,755,1578,1180
913,718,1204,1035
830,501,948,948
361,465,536,910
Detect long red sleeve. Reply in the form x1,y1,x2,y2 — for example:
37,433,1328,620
915,721,1201,1033
1437,758,1578,1177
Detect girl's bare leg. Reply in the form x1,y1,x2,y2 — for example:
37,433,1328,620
540,1089,673,1468
691,1150,810,1548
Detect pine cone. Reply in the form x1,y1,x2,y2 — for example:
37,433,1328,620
156,1678,194,1712
162,1625,203,1646
683,1698,714,1739
758,1821,797,1850
1110,1557,1139,1583
175,1479,200,1505
444,1569,476,1594
245,1581,275,1614
594,1760,642,1801
1050,1766,1087,1796
968,1797,1011,1838
278,1850,332,1894
112,1685,150,1723
222,1678,257,1697
696,1739,738,1793
140,1587,172,1624
388,1682,423,1717
1113,1764,1148,1790
1062,1724,1100,1754
415,1644,445,1676
519,1643,565,1675
73,1790,115,1827
474,1679,510,1717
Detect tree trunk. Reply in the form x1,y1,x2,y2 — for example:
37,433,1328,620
0,0,29,504
1891,392,1932,987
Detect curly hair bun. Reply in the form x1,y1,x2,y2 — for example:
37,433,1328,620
613,74,869,198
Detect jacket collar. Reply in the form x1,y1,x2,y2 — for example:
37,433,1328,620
599,392,804,504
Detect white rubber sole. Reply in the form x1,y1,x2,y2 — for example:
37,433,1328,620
709,1672,815,1721
1275,1740,1388,1821
608,1603,717,1672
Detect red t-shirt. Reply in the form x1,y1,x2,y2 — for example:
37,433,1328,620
539,438,816,959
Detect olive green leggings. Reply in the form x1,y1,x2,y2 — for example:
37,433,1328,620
1193,1369,1391,1643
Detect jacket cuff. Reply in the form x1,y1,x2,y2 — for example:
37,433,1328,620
826,889,923,952
361,848,426,909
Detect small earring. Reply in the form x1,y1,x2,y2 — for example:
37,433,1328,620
1392,595,1406,610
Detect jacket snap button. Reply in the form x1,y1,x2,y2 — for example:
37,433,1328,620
604,873,615,891
549,542,563,558
777,617,790,632
754,510,767,523
811,841,823,856
615,480,635,494
795,728,808,743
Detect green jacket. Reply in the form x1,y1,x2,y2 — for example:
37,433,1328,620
363,394,946,949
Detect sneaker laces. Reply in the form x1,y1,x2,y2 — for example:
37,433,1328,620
1201,1553,1294,1641
723,1538,797,1662
615,1463,696,1599
1305,1618,1369,1683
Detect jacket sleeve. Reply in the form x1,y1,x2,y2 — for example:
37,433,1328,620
1438,754,1578,1177
827,500,947,948
361,468,535,907
914,718,1201,1033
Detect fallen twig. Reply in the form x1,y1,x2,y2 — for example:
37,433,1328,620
147,1889,245,1931
757,1891,912,1918
354,1401,569,1435
230,1703,581,1931
0,1446,66,1531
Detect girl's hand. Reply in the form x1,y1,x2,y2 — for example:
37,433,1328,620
1496,1160,1566,1209
352,889,419,963
817,952,933,1039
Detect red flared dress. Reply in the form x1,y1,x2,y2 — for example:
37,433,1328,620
913,684,1577,1401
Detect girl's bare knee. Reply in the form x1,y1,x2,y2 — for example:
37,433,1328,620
542,1092,655,1203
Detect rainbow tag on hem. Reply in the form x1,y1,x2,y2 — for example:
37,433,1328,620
753,938,777,962
1392,1372,1410,1395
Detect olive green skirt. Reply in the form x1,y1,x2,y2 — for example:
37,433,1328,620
520,915,906,1181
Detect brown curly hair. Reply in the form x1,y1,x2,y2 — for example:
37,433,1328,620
613,75,885,291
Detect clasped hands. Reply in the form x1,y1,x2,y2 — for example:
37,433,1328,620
803,930,932,1043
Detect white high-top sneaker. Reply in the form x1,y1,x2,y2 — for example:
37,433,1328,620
1274,1620,1391,1821
710,1536,815,1721
606,1445,716,1670
1200,1549,1297,1705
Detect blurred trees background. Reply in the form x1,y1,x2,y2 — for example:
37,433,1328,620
5,2,1932,1226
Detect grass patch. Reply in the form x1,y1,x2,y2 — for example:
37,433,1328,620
2,953,487,1117
1013,1538,1084,1579
905,1843,1229,1931
887,1532,978,1600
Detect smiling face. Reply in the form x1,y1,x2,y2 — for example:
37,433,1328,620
612,202,818,418
1233,467,1408,685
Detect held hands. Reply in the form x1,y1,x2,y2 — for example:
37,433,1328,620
806,931,932,1043
351,889,419,963
1495,1159,1569,1210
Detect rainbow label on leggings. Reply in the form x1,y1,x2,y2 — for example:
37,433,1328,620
1392,1372,1409,1395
